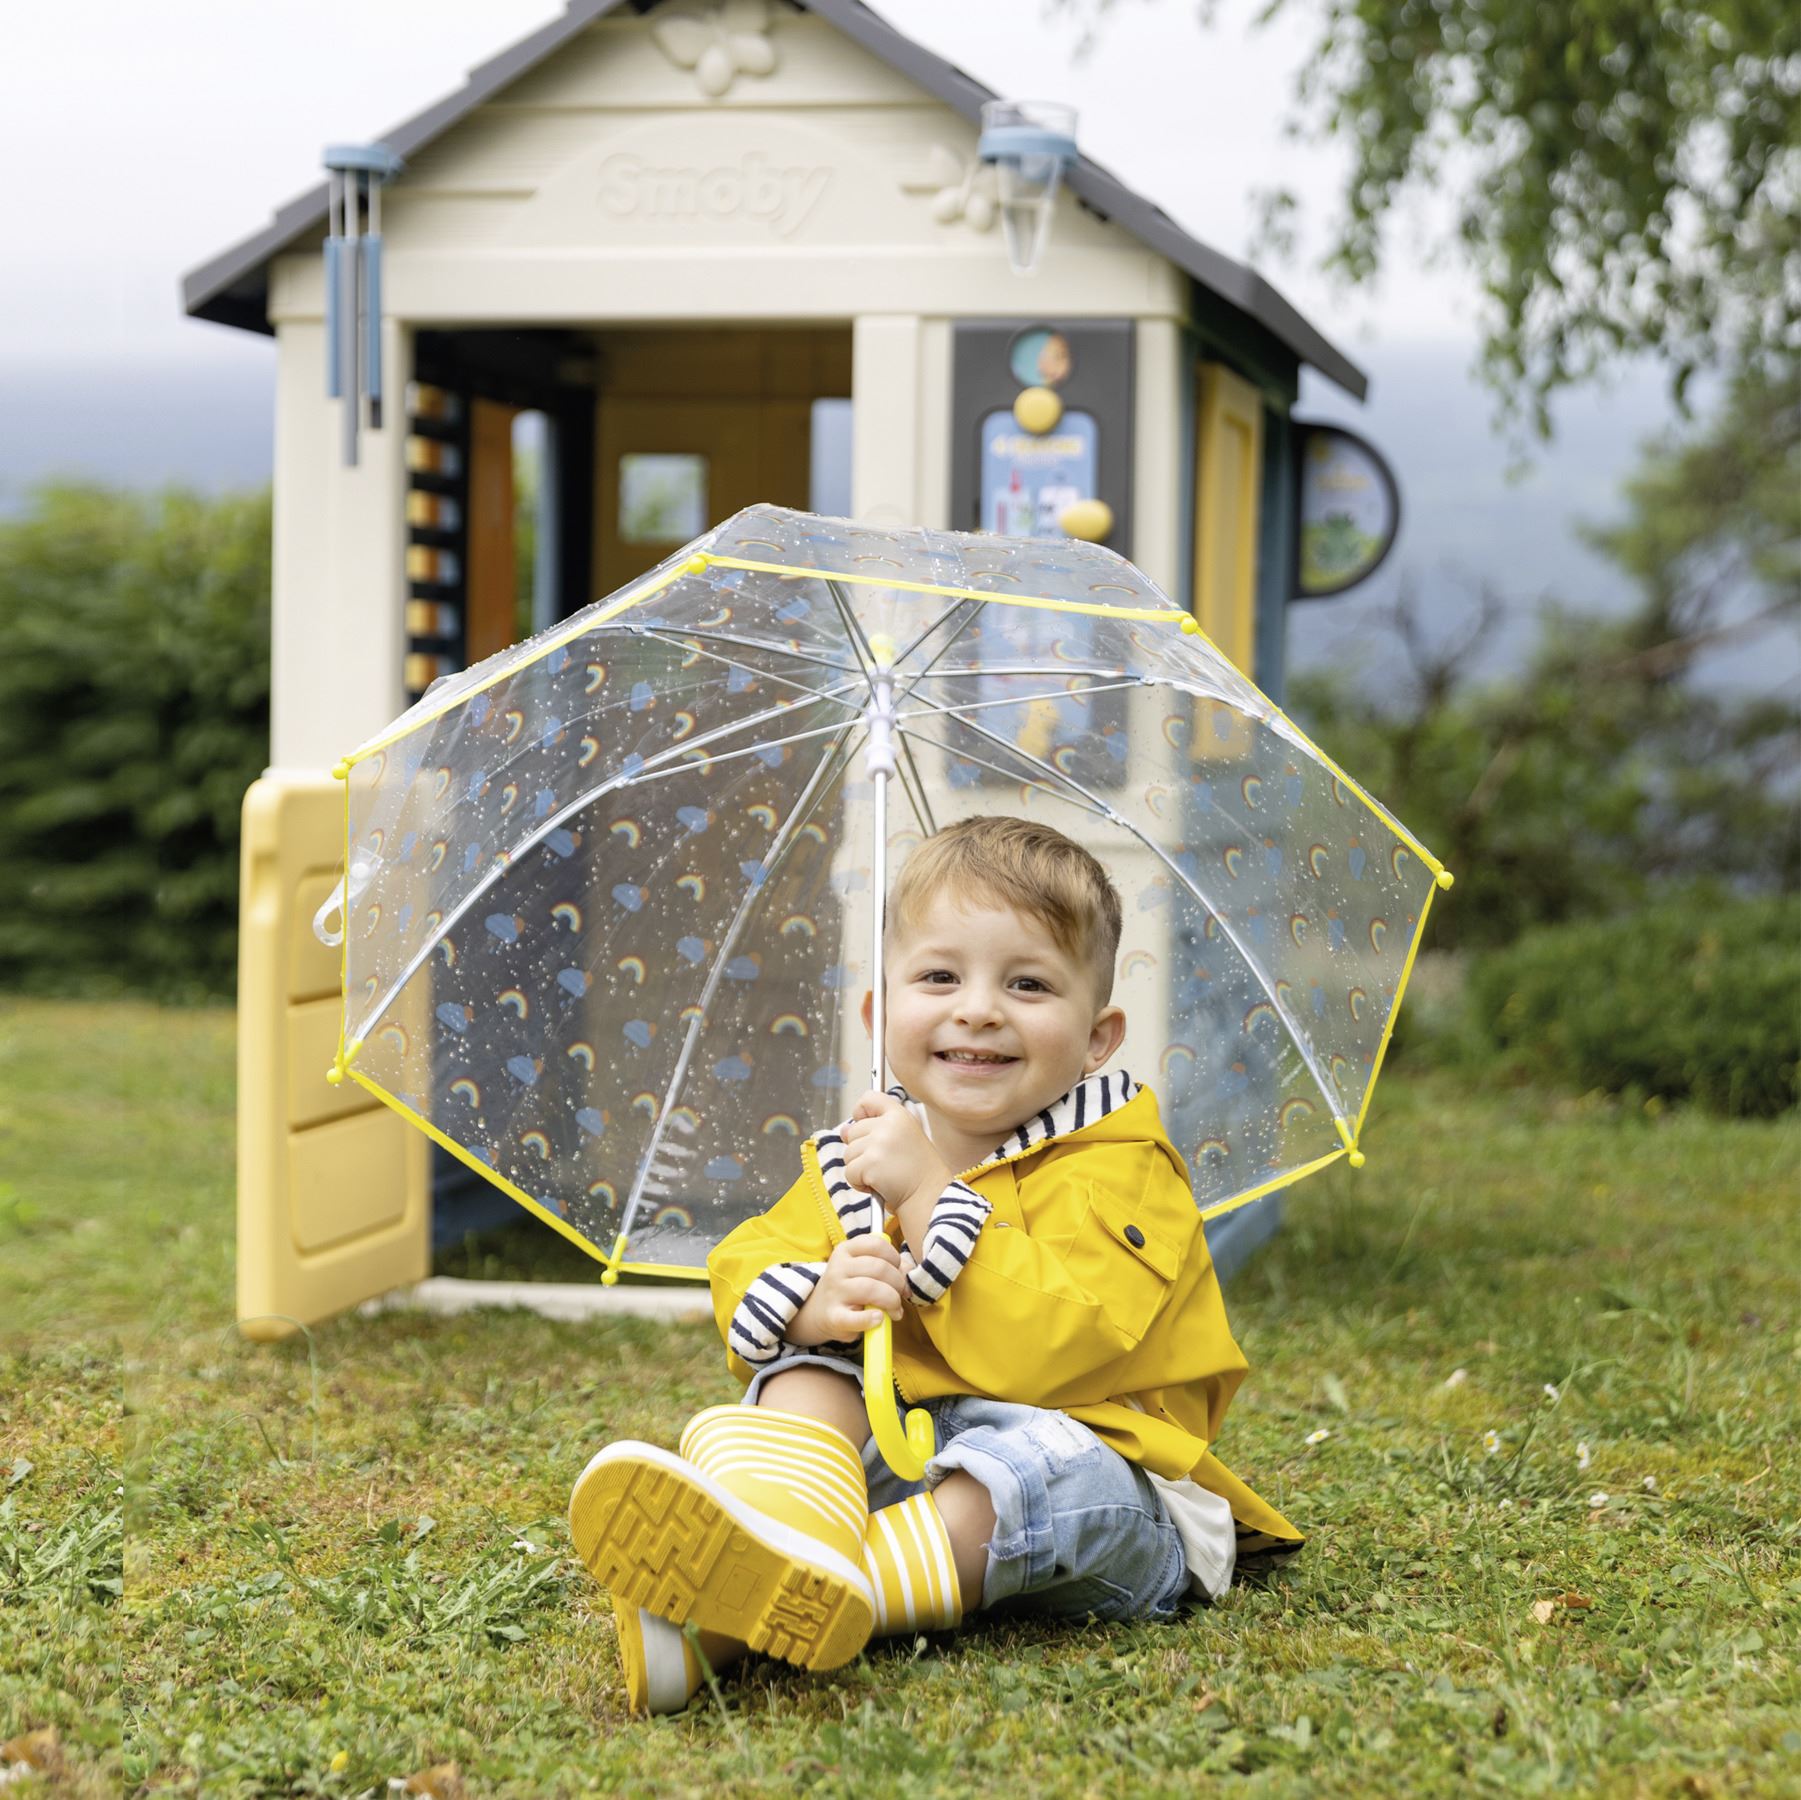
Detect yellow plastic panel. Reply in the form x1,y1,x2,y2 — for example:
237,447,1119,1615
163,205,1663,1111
288,996,375,1131
1193,362,1264,678
289,1109,411,1254
289,873,345,1002
237,772,429,1341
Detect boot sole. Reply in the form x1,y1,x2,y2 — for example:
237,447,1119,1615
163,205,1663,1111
569,1442,872,1672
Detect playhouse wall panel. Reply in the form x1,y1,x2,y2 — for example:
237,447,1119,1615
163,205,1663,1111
237,773,428,1341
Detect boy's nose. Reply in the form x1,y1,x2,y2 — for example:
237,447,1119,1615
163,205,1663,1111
953,986,1003,1025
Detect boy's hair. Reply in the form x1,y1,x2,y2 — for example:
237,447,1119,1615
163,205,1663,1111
887,816,1124,1004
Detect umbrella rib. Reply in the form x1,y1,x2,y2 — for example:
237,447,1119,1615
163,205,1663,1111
896,676,1146,725
903,662,1132,681
896,725,1112,822
808,574,937,830
635,628,871,709
616,719,867,1245
615,622,862,680
617,715,869,786
896,597,988,693
822,579,880,679
893,592,983,671
893,729,938,837
347,678,867,1045
898,689,1348,1124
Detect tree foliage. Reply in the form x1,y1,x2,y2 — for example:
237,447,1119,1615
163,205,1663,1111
1056,0,1800,429
1286,364,1800,949
0,483,272,1001
1470,891,1800,1116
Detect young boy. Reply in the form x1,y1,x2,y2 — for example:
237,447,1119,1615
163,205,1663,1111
570,816,1300,1714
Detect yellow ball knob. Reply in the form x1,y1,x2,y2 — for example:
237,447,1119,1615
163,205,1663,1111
1435,868,1456,890
1058,498,1114,543
1013,386,1063,434
1348,1148,1366,1169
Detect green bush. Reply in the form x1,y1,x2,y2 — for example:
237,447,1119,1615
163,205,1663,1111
0,482,271,1001
1469,892,1801,1117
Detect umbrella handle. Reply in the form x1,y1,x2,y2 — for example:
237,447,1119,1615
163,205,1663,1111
863,1316,934,1480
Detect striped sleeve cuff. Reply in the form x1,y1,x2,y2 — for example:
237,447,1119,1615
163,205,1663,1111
812,1130,881,1241
729,1260,828,1367
904,1180,992,1305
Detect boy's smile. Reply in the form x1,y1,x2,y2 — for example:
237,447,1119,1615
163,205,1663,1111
861,892,1126,1176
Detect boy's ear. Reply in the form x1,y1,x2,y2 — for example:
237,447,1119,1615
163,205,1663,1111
1085,1003,1127,1074
859,988,875,1039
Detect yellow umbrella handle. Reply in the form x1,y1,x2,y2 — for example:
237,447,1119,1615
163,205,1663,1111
863,1314,935,1480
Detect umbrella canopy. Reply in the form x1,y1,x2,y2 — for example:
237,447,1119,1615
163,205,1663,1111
321,505,1450,1281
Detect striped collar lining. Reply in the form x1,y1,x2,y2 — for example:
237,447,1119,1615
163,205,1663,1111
817,1068,1139,1175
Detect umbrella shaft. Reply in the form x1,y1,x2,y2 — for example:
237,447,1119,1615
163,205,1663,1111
870,764,888,1095
865,669,896,1096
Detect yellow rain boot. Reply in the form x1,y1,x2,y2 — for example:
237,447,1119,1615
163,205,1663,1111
861,1492,964,1636
569,1406,873,1671
613,1604,739,1717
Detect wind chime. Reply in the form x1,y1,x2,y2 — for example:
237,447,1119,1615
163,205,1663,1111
323,143,404,467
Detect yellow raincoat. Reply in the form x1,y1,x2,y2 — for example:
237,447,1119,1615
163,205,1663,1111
708,1083,1301,1554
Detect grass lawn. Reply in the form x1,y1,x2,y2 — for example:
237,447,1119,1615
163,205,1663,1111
3,997,1799,1797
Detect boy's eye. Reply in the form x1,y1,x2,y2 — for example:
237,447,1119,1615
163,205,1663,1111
921,969,956,985
1012,977,1049,993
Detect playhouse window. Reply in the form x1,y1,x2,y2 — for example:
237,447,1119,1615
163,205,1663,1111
620,454,708,543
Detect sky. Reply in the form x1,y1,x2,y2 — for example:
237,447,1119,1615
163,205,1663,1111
1,0,1787,697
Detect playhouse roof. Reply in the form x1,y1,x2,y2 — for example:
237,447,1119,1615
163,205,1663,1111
181,0,1366,399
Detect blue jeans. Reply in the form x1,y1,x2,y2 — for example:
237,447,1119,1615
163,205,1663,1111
742,1352,1190,1624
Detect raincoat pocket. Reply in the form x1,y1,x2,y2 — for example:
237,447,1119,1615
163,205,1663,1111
1068,1195,1179,1343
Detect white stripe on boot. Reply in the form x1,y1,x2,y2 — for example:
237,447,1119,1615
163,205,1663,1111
861,1493,963,1633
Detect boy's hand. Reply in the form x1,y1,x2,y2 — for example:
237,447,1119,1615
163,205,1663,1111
788,1234,908,1343
842,1092,954,1215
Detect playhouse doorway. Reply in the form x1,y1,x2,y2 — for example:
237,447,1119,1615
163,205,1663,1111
590,326,853,593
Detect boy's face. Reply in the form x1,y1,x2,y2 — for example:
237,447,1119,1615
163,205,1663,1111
863,891,1126,1155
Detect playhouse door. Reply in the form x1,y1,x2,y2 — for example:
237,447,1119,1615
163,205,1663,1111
589,327,853,592
594,397,811,590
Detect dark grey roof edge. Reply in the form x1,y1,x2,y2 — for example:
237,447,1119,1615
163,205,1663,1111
811,0,1365,400
181,0,1366,399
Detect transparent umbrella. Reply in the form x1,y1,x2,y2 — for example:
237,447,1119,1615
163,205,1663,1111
316,505,1451,1472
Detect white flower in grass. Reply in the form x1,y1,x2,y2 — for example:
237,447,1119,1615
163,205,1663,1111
1576,1441,1592,1471
1642,1475,1658,1493
1305,1428,1331,1446
1497,1498,1514,1510
1588,1491,1608,1510
1444,1368,1468,1389
1543,1383,1561,1404
511,1537,542,1554
1483,1429,1502,1457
